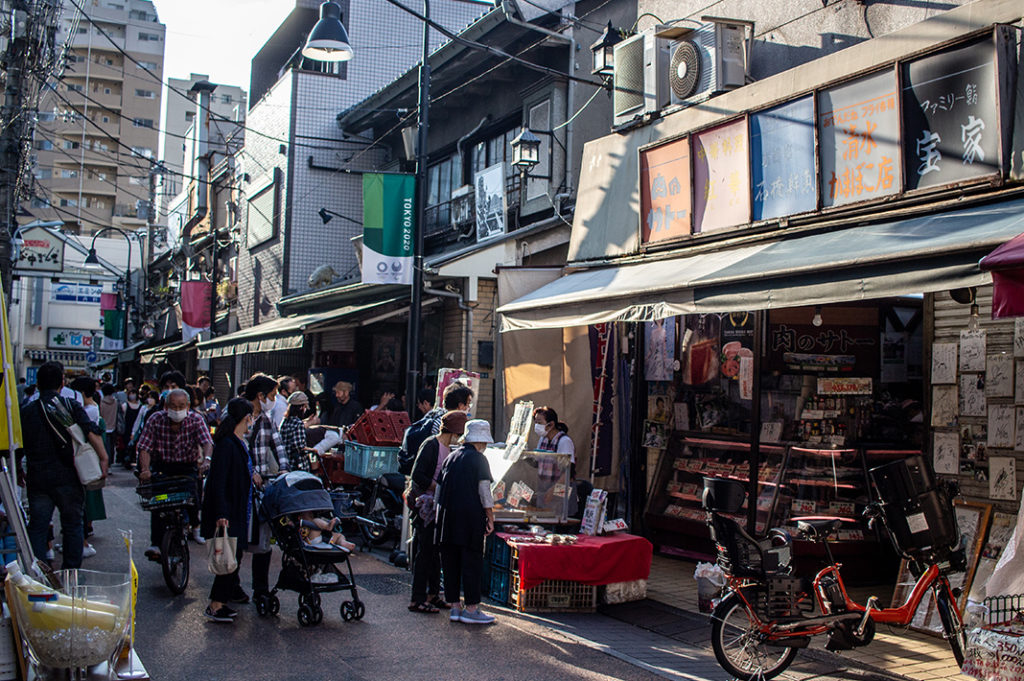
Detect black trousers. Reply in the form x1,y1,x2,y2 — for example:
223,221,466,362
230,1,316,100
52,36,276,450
411,521,441,603
440,545,482,607
210,561,241,603
251,550,271,595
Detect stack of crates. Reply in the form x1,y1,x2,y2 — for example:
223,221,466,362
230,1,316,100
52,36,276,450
482,534,512,605
509,544,597,613
347,410,410,446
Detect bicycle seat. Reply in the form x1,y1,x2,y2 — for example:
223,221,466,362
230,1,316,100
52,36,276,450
795,517,843,541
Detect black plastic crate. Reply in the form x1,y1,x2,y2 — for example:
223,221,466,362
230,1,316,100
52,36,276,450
487,534,512,570
487,567,511,605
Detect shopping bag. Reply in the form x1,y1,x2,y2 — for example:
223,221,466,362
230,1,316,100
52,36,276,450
207,526,237,575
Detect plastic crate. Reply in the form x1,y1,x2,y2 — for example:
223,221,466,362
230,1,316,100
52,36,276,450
510,571,597,613
136,477,195,510
487,567,511,605
348,410,410,446
486,534,512,570
343,441,400,478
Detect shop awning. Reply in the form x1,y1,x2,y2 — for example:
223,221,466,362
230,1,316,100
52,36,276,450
499,197,1024,331
979,231,1024,319
25,349,114,366
139,339,195,365
116,340,147,364
195,295,408,360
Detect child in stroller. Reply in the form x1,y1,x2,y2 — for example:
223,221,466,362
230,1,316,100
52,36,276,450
257,472,365,626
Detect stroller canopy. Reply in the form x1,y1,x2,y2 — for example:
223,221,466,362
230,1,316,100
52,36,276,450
261,471,333,519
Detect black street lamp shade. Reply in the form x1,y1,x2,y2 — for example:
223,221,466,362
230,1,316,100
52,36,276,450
591,21,622,77
302,1,353,62
84,247,100,265
319,208,333,224
511,129,542,170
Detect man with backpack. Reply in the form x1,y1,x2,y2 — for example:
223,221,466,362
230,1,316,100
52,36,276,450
398,383,474,476
19,361,108,569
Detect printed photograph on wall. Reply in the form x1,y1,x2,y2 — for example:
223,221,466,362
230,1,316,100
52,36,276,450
642,420,668,449
645,317,676,382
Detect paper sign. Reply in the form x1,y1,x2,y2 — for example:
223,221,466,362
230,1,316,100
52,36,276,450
739,355,754,400
960,374,986,417
988,406,1015,448
817,377,873,395
673,403,689,431
1016,408,1024,452
986,354,1014,398
760,421,783,443
1017,362,1024,405
989,457,1017,501
933,431,959,475
931,385,957,426
960,330,986,372
931,343,958,384
581,489,608,536
1015,318,1024,357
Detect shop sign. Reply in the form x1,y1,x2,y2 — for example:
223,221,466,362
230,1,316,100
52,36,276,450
750,97,816,221
434,368,480,410
818,70,901,208
639,136,691,244
693,119,749,233
901,35,1000,191
50,282,102,304
47,327,97,350
817,377,873,395
15,226,64,273
766,321,879,375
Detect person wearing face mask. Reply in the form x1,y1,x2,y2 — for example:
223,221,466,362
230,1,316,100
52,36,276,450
279,391,314,472
533,406,575,480
407,410,468,614
121,389,142,468
137,388,214,559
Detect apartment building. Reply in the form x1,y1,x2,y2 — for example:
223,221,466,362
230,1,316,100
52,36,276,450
25,0,165,235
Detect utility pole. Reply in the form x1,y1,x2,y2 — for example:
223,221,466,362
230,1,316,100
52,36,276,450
145,162,163,267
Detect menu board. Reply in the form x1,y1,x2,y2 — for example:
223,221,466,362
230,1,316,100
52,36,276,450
750,96,816,221
818,70,901,208
640,137,691,244
901,36,1000,191
692,119,750,233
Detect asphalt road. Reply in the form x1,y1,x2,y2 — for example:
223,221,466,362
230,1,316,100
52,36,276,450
79,471,664,681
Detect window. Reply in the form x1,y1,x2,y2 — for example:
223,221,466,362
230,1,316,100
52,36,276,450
138,32,161,41
221,94,232,104
426,153,463,207
128,175,144,185
247,173,280,247
132,118,154,128
60,169,78,178
34,168,52,179
35,140,53,151
67,83,83,92
77,27,87,34
37,111,55,122
101,116,109,123
184,111,195,121
131,146,153,158
59,198,78,207
134,88,155,98
103,88,112,95
107,3,124,9
31,198,50,208
62,140,80,150
136,60,157,70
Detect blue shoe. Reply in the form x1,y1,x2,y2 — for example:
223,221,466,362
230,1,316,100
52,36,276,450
450,606,462,622
459,608,495,624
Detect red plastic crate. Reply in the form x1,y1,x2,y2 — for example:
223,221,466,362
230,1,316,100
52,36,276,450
348,410,410,446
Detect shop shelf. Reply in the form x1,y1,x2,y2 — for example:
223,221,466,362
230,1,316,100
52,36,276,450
510,571,597,613
342,441,400,478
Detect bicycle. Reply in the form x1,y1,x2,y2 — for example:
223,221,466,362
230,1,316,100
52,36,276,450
704,475,968,681
136,475,196,595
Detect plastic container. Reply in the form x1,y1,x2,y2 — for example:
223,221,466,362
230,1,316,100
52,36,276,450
702,476,746,513
869,456,959,559
342,441,399,479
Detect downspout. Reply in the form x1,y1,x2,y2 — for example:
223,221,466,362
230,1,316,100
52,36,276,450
424,285,473,375
182,81,216,245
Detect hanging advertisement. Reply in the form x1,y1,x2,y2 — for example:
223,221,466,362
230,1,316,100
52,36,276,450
750,97,816,221
475,163,507,242
361,173,415,285
640,137,691,244
15,226,64,273
692,119,749,233
818,69,901,208
51,282,103,304
901,35,1000,191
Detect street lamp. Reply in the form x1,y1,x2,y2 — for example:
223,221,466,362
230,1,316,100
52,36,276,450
318,207,362,226
302,1,353,62
590,22,624,78
84,227,137,350
510,129,541,171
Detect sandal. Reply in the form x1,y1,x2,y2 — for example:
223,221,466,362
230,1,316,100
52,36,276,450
408,602,440,614
428,596,451,610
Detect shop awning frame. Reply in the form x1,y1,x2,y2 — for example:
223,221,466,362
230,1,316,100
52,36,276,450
139,339,195,365
499,196,1024,331
195,295,409,360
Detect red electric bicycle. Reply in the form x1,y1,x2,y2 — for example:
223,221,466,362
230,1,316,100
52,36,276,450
704,460,968,681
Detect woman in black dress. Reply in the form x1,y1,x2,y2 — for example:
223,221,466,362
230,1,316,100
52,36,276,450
201,398,256,623
435,419,496,625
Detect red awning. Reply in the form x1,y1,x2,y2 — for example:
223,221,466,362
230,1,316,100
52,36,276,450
980,232,1024,319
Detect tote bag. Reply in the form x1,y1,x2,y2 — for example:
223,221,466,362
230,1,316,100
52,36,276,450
207,526,237,575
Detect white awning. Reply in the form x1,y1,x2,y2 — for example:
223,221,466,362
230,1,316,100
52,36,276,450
499,197,1024,331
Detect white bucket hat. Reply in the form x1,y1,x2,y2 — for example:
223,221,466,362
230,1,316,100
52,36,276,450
461,419,494,445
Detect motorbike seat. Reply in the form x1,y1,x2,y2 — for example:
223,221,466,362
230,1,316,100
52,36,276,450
796,517,843,541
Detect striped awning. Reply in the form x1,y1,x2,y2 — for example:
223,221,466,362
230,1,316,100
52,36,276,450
25,349,115,366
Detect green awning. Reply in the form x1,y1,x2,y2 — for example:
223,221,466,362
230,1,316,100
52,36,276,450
499,197,1024,331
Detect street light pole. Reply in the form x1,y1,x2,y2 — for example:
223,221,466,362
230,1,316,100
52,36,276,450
406,0,430,418
84,227,136,349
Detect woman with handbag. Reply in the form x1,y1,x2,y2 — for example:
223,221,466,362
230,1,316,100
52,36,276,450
201,398,256,623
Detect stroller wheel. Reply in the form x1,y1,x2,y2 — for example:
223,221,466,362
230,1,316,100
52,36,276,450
353,601,365,620
340,600,356,622
255,596,268,618
312,606,323,625
297,604,315,627
268,595,280,616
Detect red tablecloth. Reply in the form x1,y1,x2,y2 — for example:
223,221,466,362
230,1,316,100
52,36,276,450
499,532,653,591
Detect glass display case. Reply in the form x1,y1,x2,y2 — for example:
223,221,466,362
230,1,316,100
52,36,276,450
484,447,572,523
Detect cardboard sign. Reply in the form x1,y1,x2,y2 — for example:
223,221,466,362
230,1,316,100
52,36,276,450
817,377,873,395
581,489,607,536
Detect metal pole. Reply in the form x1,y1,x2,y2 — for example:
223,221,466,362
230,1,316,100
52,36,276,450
0,0,30,304
405,0,430,419
123,237,131,348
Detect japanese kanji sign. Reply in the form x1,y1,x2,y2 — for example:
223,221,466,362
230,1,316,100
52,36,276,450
750,96,816,221
693,119,749,233
639,137,691,244
818,70,901,208
901,36,1000,191
15,225,64,273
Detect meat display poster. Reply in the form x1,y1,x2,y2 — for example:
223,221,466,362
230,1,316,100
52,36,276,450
681,315,721,386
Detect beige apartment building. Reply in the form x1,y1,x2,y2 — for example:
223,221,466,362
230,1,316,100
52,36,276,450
25,0,165,235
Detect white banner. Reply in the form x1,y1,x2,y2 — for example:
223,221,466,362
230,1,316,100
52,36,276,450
475,163,506,243
361,247,413,286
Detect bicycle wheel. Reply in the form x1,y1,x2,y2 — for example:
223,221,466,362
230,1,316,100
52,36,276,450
934,582,967,667
711,593,798,681
160,521,190,595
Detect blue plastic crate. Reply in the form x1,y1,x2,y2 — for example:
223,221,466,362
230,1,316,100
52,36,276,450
487,534,512,570
343,441,400,478
487,567,511,605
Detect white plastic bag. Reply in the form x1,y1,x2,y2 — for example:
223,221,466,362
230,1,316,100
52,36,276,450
207,526,237,576
694,562,727,613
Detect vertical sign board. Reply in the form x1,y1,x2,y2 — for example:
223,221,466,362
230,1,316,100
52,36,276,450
693,119,750,233
818,70,901,208
361,173,415,286
750,97,817,221
901,36,1000,191
475,163,507,242
639,137,691,244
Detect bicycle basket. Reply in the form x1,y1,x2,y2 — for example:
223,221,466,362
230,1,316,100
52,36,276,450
136,477,195,510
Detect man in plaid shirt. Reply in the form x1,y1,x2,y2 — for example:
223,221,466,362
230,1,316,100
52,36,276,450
138,388,213,558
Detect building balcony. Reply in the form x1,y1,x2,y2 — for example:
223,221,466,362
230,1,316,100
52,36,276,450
423,184,522,256
46,177,117,196
68,31,125,51
49,147,119,167
64,60,124,82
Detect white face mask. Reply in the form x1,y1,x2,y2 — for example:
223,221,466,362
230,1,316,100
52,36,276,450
167,409,188,423
260,398,274,413
534,423,547,436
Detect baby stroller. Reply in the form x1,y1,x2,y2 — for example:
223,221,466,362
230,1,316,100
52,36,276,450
257,472,366,626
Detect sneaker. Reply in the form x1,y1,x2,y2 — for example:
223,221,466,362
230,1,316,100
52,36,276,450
81,545,97,559
192,528,206,545
222,606,239,618
449,606,462,622
229,589,250,605
144,546,161,561
310,572,338,585
203,606,234,623
459,608,495,625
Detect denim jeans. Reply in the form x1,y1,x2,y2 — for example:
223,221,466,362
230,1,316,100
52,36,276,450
28,483,85,569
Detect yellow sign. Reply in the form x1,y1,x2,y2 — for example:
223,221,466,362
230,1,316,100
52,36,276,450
0,283,23,451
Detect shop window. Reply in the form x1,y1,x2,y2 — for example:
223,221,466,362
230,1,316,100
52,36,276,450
247,170,280,248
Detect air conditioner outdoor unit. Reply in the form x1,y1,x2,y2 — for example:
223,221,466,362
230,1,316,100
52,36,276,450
612,27,672,128
665,21,748,108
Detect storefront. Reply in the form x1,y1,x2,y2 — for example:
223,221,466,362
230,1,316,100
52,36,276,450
498,3,1024,586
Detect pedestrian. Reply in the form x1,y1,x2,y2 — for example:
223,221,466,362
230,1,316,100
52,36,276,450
533,406,576,479
435,419,496,625
279,391,313,472
16,377,26,405
121,387,143,467
99,384,119,454
70,377,107,559
271,376,294,429
408,410,467,614
413,388,434,420
326,381,362,429
400,383,474,473
19,361,108,569
137,388,214,557
201,387,221,427
243,374,290,601
201,397,256,623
